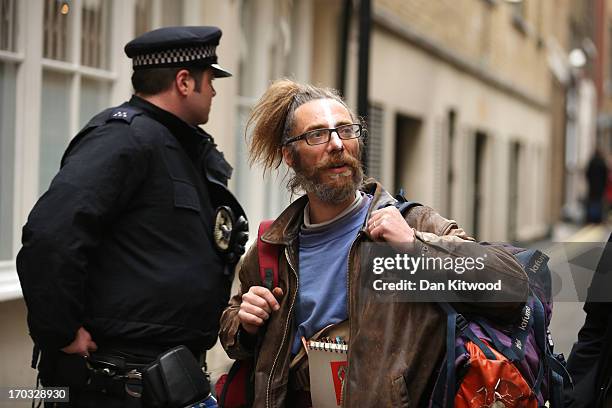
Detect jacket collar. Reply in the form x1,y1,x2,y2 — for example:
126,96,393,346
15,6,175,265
261,178,396,245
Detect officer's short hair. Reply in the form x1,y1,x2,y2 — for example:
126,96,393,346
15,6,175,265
131,66,207,96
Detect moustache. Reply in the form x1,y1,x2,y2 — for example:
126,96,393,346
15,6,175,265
317,153,361,172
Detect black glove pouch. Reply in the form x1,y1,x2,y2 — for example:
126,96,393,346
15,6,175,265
142,345,210,408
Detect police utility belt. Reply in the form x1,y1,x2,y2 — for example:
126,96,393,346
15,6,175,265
86,345,211,408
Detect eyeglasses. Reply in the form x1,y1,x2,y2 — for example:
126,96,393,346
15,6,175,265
283,123,363,146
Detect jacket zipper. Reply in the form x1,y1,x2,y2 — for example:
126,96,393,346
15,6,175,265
266,246,299,408
343,231,363,406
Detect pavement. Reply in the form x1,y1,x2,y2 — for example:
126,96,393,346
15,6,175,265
532,220,611,357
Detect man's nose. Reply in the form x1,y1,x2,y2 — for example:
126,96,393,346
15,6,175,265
327,130,344,150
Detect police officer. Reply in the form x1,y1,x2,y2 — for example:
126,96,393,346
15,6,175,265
17,26,248,407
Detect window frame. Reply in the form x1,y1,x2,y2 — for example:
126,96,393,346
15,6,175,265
0,0,138,301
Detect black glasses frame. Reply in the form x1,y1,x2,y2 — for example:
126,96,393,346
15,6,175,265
283,123,363,146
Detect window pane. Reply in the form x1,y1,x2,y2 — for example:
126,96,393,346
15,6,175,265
0,0,18,52
80,78,110,127
39,71,70,194
161,0,183,26
43,0,71,61
0,62,16,260
134,0,153,37
81,0,111,69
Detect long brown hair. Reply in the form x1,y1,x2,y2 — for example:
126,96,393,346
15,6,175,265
246,78,357,173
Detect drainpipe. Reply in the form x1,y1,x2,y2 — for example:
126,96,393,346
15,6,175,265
357,0,371,172
338,0,352,96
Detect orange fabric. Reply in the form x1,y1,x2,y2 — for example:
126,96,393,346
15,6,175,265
454,340,537,408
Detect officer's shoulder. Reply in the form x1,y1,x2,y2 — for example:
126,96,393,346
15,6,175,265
106,106,143,125
80,105,143,132
85,105,152,140
66,105,147,156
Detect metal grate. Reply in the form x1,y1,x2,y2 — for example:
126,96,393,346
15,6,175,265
81,0,109,68
0,0,17,52
366,103,383,181
43,0,70,61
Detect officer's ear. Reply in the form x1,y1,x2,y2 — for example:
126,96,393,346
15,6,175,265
282,145,295,168
175,69,193,96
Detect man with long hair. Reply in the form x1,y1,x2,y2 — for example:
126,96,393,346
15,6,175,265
220,79,528,407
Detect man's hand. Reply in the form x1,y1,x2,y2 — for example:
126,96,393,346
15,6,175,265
238,286,283,335
61,326,98,357
367,206,416,246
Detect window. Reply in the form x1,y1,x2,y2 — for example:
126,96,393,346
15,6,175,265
0,62,16,260
0,0,18,260
39,71,71,192
81,0,111,69
43,0,70,61
39,0,114,194
0,0,17,52
133,0,184,42
234,0,303,221
80,77,111,126
160,0,183,26
0,0,189,294
134,0,153,37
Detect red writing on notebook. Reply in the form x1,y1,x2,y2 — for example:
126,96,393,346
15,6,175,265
330,361,348,406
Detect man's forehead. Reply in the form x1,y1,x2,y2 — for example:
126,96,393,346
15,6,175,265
295,99,352,128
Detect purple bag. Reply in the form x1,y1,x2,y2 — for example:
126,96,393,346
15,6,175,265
429,246,571,408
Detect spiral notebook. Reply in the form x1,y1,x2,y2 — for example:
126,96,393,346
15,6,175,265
306,339,349,408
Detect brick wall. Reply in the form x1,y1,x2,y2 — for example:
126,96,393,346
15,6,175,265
375,0,563,102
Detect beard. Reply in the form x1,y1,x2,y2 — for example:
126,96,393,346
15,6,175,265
290,148,364,204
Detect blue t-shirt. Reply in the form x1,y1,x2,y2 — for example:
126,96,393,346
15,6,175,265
291,194,371,354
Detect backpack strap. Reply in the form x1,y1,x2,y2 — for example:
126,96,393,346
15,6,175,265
508,301,535,361
257,220,279,290
391,191,422,215
436,302,459,408
473,318,522,363
532,294,548,396
432,303,499,408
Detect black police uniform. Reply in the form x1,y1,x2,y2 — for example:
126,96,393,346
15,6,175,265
565,234,612,408
16,26,244,407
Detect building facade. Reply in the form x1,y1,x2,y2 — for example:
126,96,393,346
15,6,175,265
0,0,578,390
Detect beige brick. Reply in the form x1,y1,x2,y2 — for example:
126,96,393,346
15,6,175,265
375,0,563,101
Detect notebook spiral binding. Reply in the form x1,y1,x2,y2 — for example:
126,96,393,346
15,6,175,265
308,340,349,353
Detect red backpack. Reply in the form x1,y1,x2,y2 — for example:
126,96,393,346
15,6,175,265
216,220,279,408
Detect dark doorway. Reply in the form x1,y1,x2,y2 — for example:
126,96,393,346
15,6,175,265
508,141,521,242
394,114,423,198
473,132,487,239
446,110,456,217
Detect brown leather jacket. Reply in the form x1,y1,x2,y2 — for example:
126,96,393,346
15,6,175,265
220,180,529,407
